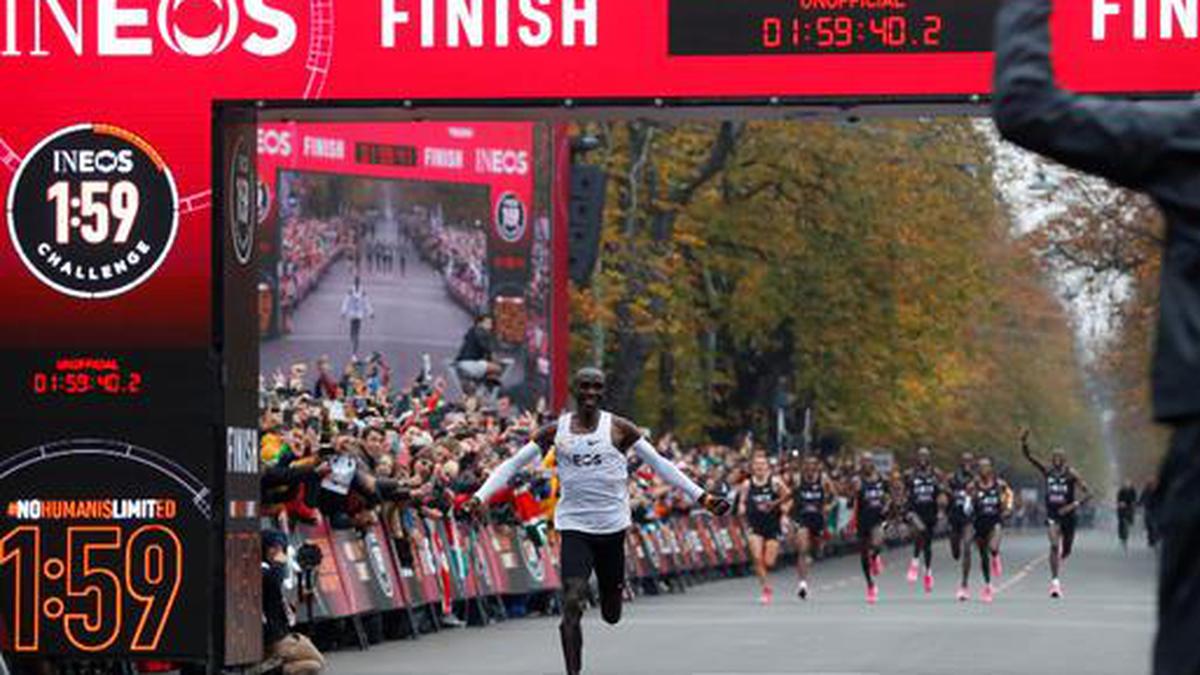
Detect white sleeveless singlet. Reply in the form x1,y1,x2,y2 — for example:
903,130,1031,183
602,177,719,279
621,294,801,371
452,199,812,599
553,411,630,534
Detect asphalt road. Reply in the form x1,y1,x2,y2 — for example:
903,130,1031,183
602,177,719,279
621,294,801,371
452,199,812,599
327,529,1156,675
260,251,473,387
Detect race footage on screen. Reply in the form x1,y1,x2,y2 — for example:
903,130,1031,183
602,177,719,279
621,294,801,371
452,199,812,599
257,122,553,411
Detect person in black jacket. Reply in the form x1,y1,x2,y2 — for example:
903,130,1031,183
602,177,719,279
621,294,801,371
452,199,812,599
262,530,325,675
993,2,1200,672
455,314,505,396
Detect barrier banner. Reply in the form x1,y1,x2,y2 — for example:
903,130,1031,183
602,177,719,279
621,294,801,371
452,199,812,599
327,526,383,615
637,525,664,577
465,522,504,597
426,518,457,612
642,523,675,576
366,523,411,611
405,513,444,608
676,517,705,571
515,526,558,592
490,524,534,595
445,518,483,600
712,518,739,566
660,521,687,572
699,517,728,568
292,522,354,620
625,530,644,580
692,515,722,568
728,520,750,565
436,518,467,601
384,529,427,612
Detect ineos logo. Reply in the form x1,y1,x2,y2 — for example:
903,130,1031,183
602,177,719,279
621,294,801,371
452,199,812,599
475,149,530,176
0,0,297,58
257,129,293,157
52,149,135,175
568,453,603,468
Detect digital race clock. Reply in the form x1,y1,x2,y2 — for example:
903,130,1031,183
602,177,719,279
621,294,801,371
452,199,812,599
30,357,144,398
355,142,419,168
668,0,1001,55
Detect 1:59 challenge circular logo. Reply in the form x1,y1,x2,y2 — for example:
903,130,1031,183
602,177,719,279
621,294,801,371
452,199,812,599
495,192,526,244
6,124,179,299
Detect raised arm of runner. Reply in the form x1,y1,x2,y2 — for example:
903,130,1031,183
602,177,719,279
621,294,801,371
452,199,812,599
472,441,542,503
631,437,704,502
1020,428,1048,475
992,0,1193,190
470,423,556,506
611,416,728,514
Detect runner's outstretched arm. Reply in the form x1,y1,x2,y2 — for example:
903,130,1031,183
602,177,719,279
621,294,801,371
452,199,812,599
993,0,1192,188
630,437,704,502
613,417,728,513
471,424,555,504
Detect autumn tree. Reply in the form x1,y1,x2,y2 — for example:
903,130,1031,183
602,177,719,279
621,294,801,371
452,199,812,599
570,118,1105,485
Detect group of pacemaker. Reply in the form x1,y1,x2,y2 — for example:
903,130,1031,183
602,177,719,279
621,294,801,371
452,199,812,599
738,428,1092,605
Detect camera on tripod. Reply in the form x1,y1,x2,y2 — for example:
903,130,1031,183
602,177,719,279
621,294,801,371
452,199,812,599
296,542,323,571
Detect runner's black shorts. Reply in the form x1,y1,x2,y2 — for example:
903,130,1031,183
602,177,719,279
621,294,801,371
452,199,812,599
794,512,825,538
748,514,782,541
908,507,938,532
1047,512,1077,541
560,529,626,595
974,516,1001,542
949,508,971,534
858,510,884,539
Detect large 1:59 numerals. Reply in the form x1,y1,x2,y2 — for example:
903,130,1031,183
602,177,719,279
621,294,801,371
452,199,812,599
0,525,182,653
46,180,140,246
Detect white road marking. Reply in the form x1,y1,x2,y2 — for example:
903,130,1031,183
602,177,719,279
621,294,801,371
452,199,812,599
996,552,1049,595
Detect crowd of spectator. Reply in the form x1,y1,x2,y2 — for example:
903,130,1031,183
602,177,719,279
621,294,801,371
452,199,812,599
403,208,488,313
256,353,929,574
278,216,355,324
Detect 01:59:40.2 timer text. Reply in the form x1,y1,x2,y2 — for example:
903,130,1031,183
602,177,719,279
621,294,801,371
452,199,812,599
761,14,945,50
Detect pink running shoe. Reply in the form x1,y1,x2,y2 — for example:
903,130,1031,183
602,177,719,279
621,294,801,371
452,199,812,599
991,553,1003,578
866,584,879,605
906,559,920,583
870,554,884,577
761,585,774,605
923,572,934,594
981,584,995,604
1050,579,1063,599
956,586,970,602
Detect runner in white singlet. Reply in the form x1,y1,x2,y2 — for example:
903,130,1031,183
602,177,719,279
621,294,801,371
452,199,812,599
465,368,730,675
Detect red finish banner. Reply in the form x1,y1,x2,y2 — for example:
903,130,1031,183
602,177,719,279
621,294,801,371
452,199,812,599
0,0,1180,392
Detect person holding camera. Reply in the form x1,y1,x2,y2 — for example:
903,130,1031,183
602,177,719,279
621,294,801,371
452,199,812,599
262,530,325,675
